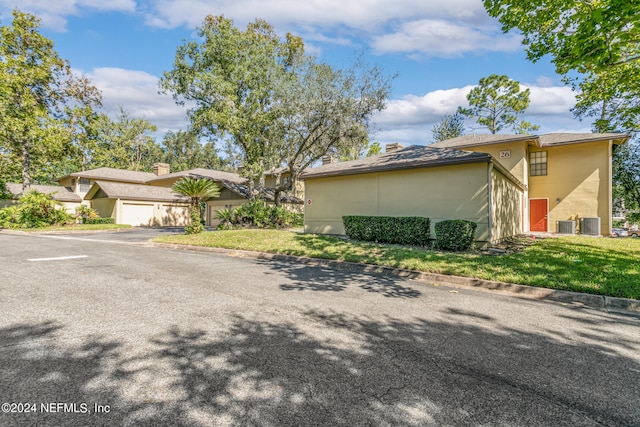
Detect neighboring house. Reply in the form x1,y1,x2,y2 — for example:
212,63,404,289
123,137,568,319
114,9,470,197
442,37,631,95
1,183,83,214
301,133,629,244
84,181,190,226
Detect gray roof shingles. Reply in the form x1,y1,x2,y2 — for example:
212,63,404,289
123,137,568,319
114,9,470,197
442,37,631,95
58,167,157,184
5,183,82,202
301,145,492,180
86,181,190,203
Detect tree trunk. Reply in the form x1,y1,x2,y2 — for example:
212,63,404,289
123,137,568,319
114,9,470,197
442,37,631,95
21,138,31,190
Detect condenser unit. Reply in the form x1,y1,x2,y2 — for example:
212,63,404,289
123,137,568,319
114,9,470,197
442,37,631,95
580,217,601,235
557,220,576,234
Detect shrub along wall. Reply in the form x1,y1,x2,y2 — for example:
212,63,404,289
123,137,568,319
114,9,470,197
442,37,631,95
434,219,477,251
342,215,431,246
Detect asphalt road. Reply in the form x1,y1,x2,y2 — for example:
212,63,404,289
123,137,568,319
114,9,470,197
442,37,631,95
1,230,639,426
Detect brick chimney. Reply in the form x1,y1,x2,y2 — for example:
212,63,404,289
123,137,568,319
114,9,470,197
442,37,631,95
385,143,404,153
153,163,170,176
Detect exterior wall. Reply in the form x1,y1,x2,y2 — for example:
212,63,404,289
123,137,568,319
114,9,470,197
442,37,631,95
528,141,611,235
491,166,523,241
304,163,492,242
460,140,530,186
206,188,246,226
91,198,117,219
90,198,189,226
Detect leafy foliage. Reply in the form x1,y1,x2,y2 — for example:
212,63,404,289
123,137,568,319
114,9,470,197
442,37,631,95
161,15,392,204
434,220,478,251
0,190,72,228
216,200,302,230
458,74,539,134
172,177,221,234
84,217,115,224
432,113,465,142
342,216,431,246
613,140,640,224
0,10,101,186
159,130,224,171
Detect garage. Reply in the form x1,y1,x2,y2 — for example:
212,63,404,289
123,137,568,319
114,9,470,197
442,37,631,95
121,203,155,226
161,205,190,226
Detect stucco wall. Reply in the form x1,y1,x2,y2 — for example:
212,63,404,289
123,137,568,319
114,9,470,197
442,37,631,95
491,166,523,241
303,162,492,241
463,140,531,186
528,141,611,235
91,198,116,219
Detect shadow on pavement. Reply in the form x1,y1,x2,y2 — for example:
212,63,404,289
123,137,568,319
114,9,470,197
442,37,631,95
1,310,639,426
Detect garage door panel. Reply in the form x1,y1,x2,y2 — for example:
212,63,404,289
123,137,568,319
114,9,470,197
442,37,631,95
121,204,154,226
162,206,189,226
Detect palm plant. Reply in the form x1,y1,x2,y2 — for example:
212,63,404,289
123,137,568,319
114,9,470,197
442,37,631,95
172,177,221,234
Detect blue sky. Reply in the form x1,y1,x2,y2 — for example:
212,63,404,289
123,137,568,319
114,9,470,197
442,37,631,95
1,0,591,145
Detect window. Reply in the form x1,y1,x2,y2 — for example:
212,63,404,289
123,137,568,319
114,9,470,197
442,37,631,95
529,151,547,176
79,178,91,192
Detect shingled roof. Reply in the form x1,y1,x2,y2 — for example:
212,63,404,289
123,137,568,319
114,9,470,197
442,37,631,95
301,145,493,180
85,181,190,203
430,132,629,150
4,183,82,202
146,168,246,184
57,167,157,184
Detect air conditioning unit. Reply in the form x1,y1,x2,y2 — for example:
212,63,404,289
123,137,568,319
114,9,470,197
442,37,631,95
557,220,576,234
580,217,601,235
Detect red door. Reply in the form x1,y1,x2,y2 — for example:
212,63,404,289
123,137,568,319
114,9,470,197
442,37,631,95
530,199,548,232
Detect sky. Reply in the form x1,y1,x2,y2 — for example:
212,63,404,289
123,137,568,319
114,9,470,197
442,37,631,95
1,0,593,147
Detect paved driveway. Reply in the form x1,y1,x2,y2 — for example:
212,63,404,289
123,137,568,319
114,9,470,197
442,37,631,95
1,232,639,426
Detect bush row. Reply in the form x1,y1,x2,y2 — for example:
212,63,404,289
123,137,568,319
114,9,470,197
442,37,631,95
216,199,303,230
342,216,431,246
84,217,115,224
342,216,477,251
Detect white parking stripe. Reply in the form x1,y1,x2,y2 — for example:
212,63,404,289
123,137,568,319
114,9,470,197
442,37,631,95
27,255,89,262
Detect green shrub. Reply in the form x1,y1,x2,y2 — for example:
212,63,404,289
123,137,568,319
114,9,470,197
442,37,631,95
342,216,431,246
215,200,302,230
185,209,204,234
434,220,477,251
0,205,19,228
76,205,99,223
85,217,115,224
0,190,73,228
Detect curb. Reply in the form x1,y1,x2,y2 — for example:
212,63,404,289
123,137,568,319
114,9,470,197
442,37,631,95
152,243,640,315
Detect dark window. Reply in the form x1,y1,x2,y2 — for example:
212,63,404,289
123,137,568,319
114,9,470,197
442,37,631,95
530,151,547,176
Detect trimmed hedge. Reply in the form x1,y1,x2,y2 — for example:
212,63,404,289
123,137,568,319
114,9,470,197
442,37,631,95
434,220,477,251
85,217,115,224
342,215,430,246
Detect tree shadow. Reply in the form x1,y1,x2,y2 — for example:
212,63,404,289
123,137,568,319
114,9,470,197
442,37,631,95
0,321,124,426
3,312,639,426
260,258,422,298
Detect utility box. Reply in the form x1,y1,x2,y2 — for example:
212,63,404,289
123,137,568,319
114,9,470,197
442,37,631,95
580,217,601,235
557,220,576,235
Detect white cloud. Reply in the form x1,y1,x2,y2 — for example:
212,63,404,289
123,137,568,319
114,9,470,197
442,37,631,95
372,83,582,145
372,19,521,57
0,0,135,31
86,67,190,135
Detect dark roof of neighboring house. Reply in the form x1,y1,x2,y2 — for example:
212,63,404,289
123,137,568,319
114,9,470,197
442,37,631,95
57,167,157,184
430,132,629,150
215,180,303,204
301,145,493,180
146,168,246,184
4,183,82,202
84,181,190,203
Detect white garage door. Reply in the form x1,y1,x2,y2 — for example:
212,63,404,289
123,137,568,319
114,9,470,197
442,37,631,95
121,203,154,226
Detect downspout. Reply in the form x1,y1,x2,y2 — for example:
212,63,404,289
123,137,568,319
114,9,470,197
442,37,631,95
608,139,613,235
487,161,494,245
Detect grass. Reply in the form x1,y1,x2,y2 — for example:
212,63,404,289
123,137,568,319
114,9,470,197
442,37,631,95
19,223,132,232
154,229,640,300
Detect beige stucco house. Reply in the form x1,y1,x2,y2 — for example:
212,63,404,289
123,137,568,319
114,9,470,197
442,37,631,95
1,183,83,214
301,133,629,244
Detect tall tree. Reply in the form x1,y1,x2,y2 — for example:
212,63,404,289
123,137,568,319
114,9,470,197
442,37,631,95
0,10,101,187
160,130,223,171
161,16,392,203
432,112,465,142
458,74,539,134
92,107,161,171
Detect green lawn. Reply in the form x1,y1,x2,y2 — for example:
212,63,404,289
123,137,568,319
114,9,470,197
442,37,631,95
154,230,640,300
20,223,132,232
